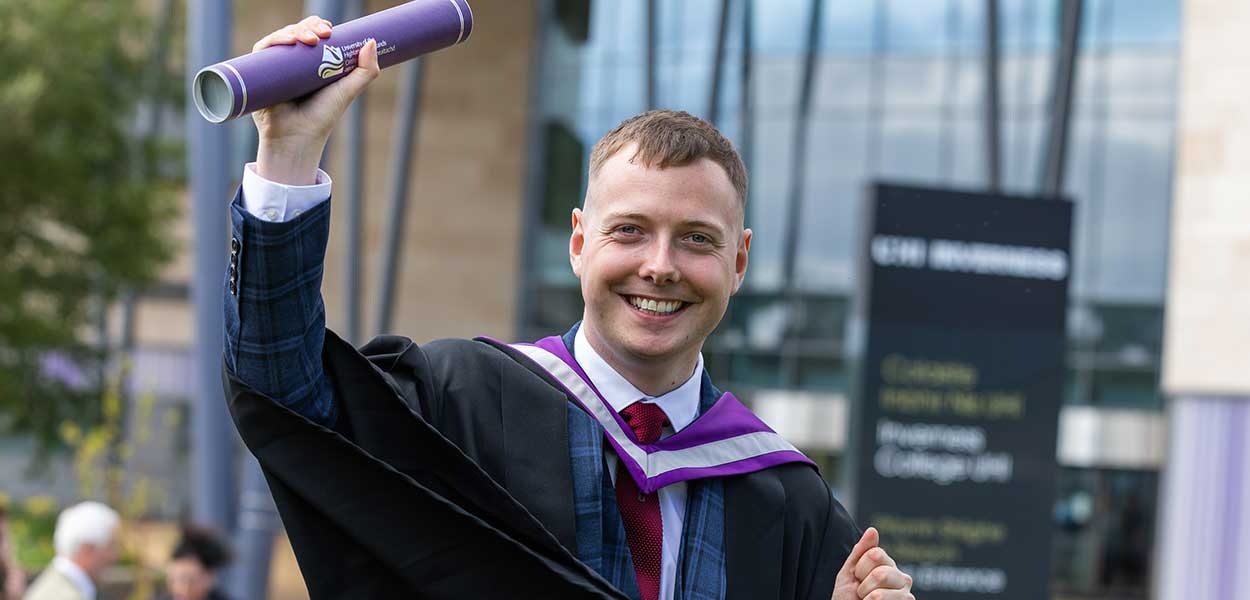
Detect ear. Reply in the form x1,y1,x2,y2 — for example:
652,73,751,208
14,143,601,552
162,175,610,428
570,208,585,278
732,228,752,294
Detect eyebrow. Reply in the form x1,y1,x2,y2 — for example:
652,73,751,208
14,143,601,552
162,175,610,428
601,211,728,234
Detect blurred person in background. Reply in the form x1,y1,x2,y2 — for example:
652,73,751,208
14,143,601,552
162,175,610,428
0,506,25,600
162,526,232,600
23,502,119,600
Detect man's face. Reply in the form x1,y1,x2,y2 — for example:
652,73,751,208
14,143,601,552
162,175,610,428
77,531,121,579
571,145,751,370
166,557,217,600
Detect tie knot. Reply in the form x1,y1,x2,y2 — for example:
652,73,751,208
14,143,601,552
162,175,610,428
621,402,669,444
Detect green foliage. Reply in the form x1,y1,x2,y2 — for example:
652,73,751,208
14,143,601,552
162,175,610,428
0,0,183,458
4,496,58,572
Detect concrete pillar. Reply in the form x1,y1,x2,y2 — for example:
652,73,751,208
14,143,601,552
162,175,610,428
1158,1,1250,597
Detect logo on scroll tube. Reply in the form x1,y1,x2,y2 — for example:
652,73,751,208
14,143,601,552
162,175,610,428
318,45,345,79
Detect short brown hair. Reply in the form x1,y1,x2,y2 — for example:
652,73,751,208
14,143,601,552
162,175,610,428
589,110,748,206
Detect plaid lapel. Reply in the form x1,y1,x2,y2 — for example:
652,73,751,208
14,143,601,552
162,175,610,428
674,478,726,600
569,402,641,598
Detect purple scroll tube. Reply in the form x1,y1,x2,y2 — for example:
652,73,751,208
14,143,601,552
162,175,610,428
193,0,473,123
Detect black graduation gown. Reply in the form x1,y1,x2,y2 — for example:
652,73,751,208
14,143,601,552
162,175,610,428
223,330,860,599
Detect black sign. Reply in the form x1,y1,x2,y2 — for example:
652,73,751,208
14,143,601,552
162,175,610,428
849,183,1073,600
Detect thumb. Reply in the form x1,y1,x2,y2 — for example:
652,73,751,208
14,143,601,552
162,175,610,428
837,527,880,580
344,38,381,91
320,39,379,115
355,38,381,80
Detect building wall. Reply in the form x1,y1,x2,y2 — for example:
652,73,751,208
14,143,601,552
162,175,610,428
319,0,535,343
1162,0,1250,396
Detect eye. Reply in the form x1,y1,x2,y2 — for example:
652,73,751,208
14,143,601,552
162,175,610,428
687,232,711,245
618,225,639,235
609,224,643,240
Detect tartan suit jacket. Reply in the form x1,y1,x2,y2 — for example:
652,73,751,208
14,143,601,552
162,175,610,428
222,190,859,599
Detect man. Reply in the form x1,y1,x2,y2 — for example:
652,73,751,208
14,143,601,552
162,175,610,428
23,502,119,600
162,526,233,600
223,16,914,600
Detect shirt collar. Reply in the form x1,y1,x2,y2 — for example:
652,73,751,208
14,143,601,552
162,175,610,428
53,556,96,600
573,326,703,433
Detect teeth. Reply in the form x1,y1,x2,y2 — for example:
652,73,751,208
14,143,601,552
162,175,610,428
630,296,682,315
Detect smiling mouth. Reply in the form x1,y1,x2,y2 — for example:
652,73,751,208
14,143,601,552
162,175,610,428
624,295,688,316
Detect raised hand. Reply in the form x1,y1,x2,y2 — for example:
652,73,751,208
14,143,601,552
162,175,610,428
250,15,381,185
832,527,914,600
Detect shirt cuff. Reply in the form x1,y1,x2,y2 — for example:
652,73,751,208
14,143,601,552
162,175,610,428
240,162,333,222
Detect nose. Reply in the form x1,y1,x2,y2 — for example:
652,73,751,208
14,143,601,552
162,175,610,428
638,239,680,285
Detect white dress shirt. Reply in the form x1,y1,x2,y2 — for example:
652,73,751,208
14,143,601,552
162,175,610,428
52,556,96,600
242,165,706,600
239,162,332,221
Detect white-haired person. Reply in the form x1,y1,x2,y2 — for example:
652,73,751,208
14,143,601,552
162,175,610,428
24,502,120,600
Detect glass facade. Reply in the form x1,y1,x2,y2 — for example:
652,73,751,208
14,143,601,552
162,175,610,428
521,1,1179,597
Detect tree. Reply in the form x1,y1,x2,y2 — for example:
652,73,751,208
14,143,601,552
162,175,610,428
0,0,182,458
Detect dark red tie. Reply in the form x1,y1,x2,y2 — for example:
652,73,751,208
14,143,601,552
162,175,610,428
616,402,668,600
